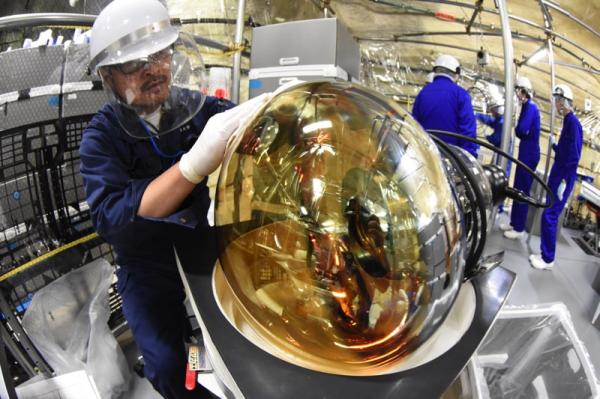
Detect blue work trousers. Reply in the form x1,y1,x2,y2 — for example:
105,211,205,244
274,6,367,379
116,266,212,399
510,164,536,232
540,174,575,263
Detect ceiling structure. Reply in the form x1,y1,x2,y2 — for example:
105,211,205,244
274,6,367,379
1,0,600,173
166,0,600,173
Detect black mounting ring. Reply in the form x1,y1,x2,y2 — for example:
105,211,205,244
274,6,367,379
426,129,555,209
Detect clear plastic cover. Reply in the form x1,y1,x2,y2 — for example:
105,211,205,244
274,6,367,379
21,259,130,399
214,81,465,375
476,303,600,399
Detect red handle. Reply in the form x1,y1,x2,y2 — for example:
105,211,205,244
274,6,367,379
185,362,197,391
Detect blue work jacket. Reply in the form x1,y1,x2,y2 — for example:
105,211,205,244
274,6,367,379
412,76,479,157
514,98,541,165
80,96,234,272
476,113,504,147
551,111,583,179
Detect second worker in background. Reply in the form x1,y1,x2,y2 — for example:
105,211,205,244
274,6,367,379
530,84,583,270
503,76,541,239
412,54,479,157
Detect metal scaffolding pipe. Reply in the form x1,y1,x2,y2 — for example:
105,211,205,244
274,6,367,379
0,13,96,30
231,0,246,104
497,0,514,173
541,0,600,41
541,4,557,183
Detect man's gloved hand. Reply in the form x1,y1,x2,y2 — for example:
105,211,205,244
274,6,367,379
557,179,566,201
179,93,270,184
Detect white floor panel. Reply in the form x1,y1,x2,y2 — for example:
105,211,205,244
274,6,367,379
488,213,600,380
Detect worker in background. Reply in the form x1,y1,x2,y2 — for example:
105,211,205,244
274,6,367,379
502,76,541,239
79,0,269,398
412,54,479,157
530,84,583,270
476,98,512,212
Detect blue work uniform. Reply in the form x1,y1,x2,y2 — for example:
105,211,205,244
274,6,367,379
80,95,234,399
540,111,583,262
509,98,541,232
476,112,512,212
412,75,479,157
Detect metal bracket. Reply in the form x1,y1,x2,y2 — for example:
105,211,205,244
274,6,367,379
466,0,484,34
515,44,547,67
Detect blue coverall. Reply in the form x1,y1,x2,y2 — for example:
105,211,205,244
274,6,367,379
510,98,541,232
412,75,479,157
476,112,512,211
540,111,583,262
80,95,234,399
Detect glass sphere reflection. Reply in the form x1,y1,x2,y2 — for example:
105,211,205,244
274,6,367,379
215,81,465,375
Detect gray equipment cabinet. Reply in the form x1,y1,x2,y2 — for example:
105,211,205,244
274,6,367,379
249,18,360,97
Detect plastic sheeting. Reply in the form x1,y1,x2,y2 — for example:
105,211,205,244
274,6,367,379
475,303,599,399
21,258,130,399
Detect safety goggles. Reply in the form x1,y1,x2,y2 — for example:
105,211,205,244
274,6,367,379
112,47,173,75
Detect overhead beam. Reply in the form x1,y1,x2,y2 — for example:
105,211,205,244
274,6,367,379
358,37,600,104
465,0,483,34
516,44,547,67
541,0,600,41
0,13,95,30
400,1,600,69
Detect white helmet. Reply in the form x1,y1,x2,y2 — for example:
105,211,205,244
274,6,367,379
489,98,505,115
515,76,532,93
433,54,461,75
553,84,573,101
89,0,179,72
89,0,208,141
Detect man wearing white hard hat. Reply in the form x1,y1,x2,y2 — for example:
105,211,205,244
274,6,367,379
412,54,479,157
503,76,541,239
530,84,583,270
79,0,270,397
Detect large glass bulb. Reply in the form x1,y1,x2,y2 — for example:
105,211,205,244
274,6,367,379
214,81,465,375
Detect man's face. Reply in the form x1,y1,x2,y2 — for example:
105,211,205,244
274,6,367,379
103,47,172,113
554,96,567,115
515,88,528,103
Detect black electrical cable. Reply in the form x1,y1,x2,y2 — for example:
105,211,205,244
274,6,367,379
426,129,555,209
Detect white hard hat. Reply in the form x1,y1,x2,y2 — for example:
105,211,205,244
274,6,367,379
553,84,574,101
515,76,532,92
489,98,505,115
433,54,461,75
89,0,179,72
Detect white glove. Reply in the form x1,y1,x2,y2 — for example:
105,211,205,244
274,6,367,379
557,179,566,201
179,93,270,183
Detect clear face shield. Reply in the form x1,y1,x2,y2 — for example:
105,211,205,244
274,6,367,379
99,32,207,139
553,94,571,115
